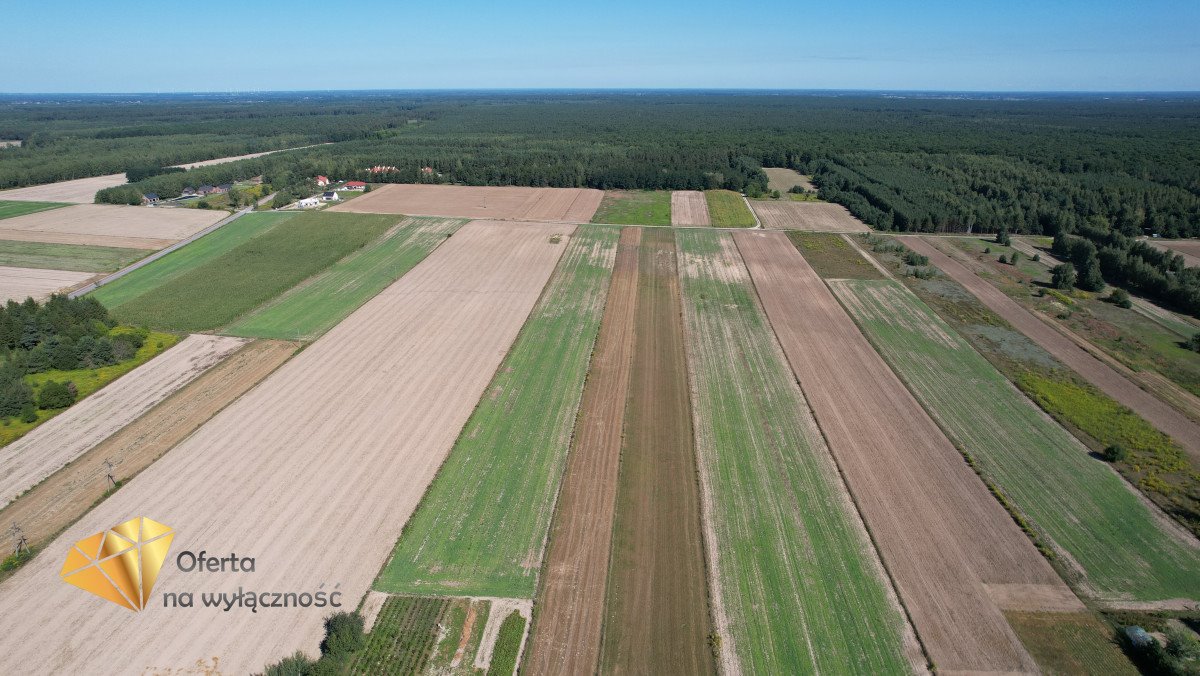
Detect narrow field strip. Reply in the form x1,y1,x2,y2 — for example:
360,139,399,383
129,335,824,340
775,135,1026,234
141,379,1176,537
0,240,146,273
92,211,296,308
735,230,1058,673
705,189,755,227
832,278,1200,604
375,225,620,598
227,217,466,340
0,265,93,302
592,190,671,226
676,230,911,674
0,201,69,220
0,221,571,673
0,334,247,507
671,190,711,226
524,227,641,676
348,595,448,675
600,227,715,675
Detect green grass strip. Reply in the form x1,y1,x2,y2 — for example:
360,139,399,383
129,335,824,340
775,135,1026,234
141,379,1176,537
226,217,465,340
374,225,620,599
109,211,397,332
486,612,526,676
92,211,297,308
704,189,755,227
0,240,147,273
676,229,909,674
591,190,671,225
0,200,69,220
833,278,1200,602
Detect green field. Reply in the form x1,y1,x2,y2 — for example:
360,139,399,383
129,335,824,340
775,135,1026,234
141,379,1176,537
423,598,490,674
704,189,755,227
590,190,671,225
486,612,526,676
787,231,883,280
347,596,447,675
832,278,1200,602
106,212,398,332
0,201,69,220
226,217,464,340
675,230,909,674
0,240,146,273
374,226,620,598
1005,612,1138,675
92,211,297,308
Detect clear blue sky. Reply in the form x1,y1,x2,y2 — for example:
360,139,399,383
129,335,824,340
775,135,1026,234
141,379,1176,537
3,0,1198,92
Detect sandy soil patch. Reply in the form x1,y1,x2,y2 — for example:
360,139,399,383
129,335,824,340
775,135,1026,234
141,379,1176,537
0,203,222,249
763,168,814,192
985,584,1087,613
0,334,248,507
735,230,1062,673
0,339,295,553
0,174,128,203
0,265,93,301
0,221,570,674
525,228,640,676
909,237,1200,460
752,200,870,232
170,144,325,170
330,184,603,222
671,191,711,226
359,590,390,633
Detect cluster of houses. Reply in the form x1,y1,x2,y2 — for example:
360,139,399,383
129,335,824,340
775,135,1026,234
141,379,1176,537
294,178,368,209
181,184,233,198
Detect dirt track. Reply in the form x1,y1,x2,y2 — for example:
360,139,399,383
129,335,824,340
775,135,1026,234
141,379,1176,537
330,184,603,222
525,227,640,676
0,174,128,203
0,334,248,507
735,230,1060,673
752,200,870,232
908,237,1200,460
600,227,714,675
0,204,223,249
671,191,711,226
0,265,93,301
0,221,570,674
0,340,296,552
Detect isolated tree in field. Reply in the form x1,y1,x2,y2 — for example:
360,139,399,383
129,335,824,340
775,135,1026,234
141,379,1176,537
1077,249,1105,291
1009,251,1020,265
1186,333,1200,353
996,228,1011,246
1102,444,1127,463
1052,263,1077,290
1107,288,1132,308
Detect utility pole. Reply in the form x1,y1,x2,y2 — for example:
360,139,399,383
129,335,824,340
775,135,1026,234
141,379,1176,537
104,458,117,487
10,523,27,557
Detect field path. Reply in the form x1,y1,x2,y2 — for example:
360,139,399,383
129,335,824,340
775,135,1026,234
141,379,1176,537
0,334,247,507
907,237,1200,460
671,191,711,226
525,227,641,676
0,221,570,674
735,230,1057,673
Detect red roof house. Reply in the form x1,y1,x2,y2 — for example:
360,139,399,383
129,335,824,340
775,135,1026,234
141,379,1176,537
316,175,329,186
343,181,367,191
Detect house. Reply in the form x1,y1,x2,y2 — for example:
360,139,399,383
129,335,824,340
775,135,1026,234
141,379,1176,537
343,181,367,191
142,193,160,204
420,166,434,175
181,187,198,197
321,191,339,202
297,197,321,209
368,165,398,174
216,183,233,193
197,184,218,196
316,176,329,187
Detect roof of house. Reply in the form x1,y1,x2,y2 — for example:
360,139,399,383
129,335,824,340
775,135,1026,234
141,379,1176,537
317,175,328,181
145,193,159,200
344,181,367,187
322,191,336,197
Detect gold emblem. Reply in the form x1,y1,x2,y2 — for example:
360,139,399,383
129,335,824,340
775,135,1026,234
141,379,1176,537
60,517,175,611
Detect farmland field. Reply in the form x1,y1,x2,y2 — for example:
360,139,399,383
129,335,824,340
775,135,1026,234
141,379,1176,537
0,240,146,272
0,203,224,249
0,265,93,302
375,225,619,598
330,183,603,222
832,278,1200,603
704,189,755,227
592,190,671,225
676,229,912,673
671,190,711,226
425,598,491,674
0,221,572,672
108,211,398,331
753,200,870,232
763,168,815,193
1005,612,1139,675
227,217,465,340
600,227,715,675
788,231,884,280
0,201,68,220
347,595,448,675
91,211,294,308
0,174,127,203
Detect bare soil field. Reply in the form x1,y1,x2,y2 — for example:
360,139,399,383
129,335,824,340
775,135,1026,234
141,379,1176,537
0,334,247,507
1149,239,1200,267
671,190,711,226
909,237,1200,459
0,228,173,250
330,184,603,222
0,221,570,674
763,167,815,193
525,227,640,676
0,265,93,301
0,174,127,203
0,340,296,554
0,204,223,250
600,227,714,675
752,200,870,232
735,230,1063,673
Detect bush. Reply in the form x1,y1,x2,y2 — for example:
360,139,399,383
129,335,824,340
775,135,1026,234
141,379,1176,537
996,228,1011,246
1107,288,1132,309
1052,263,1077,290
1103,444,1128,462
319,612,364,658
998,254,1008,264
19,403,36,423
903,250,929,266
1032,253,1041,262
984,246,992,254
1010,251,1021,265
263,651,317,676
1187,333,1200,353
37,380,76,410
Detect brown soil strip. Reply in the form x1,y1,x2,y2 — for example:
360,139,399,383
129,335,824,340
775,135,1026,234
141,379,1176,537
984,584,1087,613
908,237,1200,460
671,191,711,226
0,204,223,242
735,230,1058,673
752,200,870,232
330,184,603,222
0,228,171,250
524,227,641,676
0,339,296,554
599,227,715,675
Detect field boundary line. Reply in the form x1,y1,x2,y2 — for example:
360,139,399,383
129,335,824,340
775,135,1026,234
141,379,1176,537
741,195,762,229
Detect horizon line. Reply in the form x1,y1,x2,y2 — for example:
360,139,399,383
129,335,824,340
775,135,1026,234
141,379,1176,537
2,87,1200,97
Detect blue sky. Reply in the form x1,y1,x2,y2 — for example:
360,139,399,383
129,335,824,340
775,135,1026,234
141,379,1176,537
2,0,1197,92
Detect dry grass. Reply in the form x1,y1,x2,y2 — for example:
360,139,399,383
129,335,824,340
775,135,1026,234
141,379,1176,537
753,200,870,232
0,265,94,301
0,204,223,249
330,184,603,222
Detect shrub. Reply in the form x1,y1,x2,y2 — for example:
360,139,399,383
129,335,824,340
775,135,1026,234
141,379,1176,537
1032,253,1041,262
998,254,1008,264
37,380,76,409
1010,251,1021,265
1052,263,1077,290
996,228,1011,246
1187,333,1200,353
1103,444,1128,462
1107,288,1132,309
319,612,364,658
263,651,317,676
984,246,992,254
19,403,36,423
903,250,929,266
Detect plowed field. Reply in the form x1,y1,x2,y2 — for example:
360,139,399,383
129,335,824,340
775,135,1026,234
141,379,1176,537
752,201,869,232
0,265,93,301
330,184,603,222
671,190,711,226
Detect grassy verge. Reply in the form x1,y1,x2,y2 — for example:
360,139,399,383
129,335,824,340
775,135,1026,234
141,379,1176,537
704,190,755,227
92,211,296,308
1005,612,1138,675
0,240,146,273
226,217,464,340
374,226,619,598
109,212,397,332
0,201,69,220
487,612,526,676
676,230,909,673
787,231,883,280
833,278,1200,602
591,190,670,225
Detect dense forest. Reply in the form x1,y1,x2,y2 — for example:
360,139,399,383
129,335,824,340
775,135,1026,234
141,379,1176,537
2,91,1200,310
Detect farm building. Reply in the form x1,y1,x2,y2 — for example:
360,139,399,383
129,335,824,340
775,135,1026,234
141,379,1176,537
343,181,367,191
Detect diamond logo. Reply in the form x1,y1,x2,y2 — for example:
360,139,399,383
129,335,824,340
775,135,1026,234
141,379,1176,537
60,517,175,611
